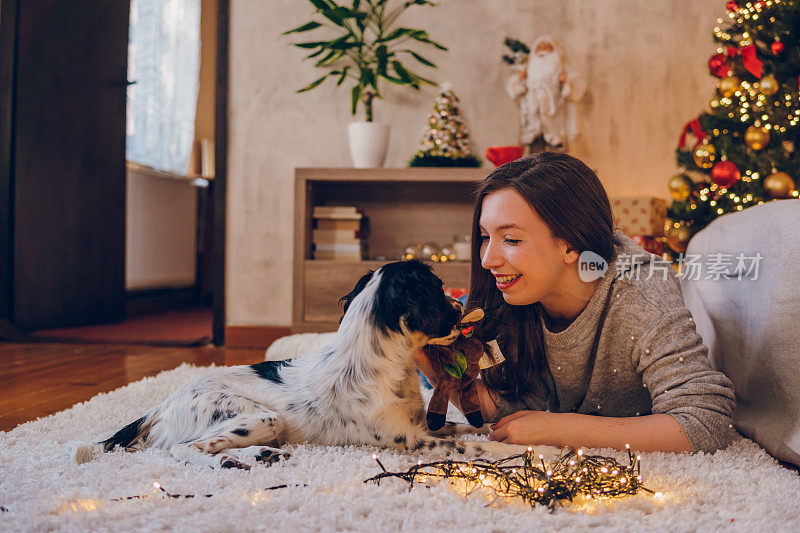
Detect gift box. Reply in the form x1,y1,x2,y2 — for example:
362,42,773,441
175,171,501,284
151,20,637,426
611,197,667,237
630,235,664,256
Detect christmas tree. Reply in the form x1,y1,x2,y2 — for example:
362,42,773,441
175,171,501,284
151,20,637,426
667,0,799,254
410,85,480,167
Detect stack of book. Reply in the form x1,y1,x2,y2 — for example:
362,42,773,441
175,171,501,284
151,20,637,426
312,206,365,260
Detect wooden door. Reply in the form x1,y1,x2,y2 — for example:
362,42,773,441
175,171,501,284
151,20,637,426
5,0,129,329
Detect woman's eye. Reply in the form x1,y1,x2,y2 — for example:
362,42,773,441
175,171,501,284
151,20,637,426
504,238,521,245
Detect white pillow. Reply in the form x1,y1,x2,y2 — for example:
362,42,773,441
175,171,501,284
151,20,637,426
265,332,337,361
681,200,800,466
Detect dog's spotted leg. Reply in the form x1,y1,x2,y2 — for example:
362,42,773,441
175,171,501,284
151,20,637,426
226,445,291,466
169,443,251,470
192,411,284,454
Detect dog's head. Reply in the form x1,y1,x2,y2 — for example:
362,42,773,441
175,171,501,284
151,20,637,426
338,260,461,339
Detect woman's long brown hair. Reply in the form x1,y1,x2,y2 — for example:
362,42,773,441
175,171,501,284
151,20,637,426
467,152,618,408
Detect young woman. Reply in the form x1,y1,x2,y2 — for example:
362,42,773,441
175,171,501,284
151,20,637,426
417,152,736,453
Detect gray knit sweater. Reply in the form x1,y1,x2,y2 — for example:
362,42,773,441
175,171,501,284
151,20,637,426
488,232,737,453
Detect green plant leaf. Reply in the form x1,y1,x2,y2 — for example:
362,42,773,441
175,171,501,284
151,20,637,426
320,6,367,26
294,40,331,49
297,73,331,93
351,84,362,115
316,49,344,67
327,35,360,50
380,72,406,85
306,47,327,59
390,60,413,83
377,27,417,43
361,68,380,95
283,21,322,35
336,66,350,86
410,71,436,86
408,31,448,51
309,0,335,11
402,49,436,67
375,44,389,75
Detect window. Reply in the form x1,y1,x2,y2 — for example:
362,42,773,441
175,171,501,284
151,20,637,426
126,0,200,175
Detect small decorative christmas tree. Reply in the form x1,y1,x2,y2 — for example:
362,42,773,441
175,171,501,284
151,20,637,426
666,0,799,254
410,85,480,167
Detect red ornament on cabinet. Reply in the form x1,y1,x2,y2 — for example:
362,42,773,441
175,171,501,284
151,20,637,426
711,161,741,189
771,41,784,55
726,1,738,11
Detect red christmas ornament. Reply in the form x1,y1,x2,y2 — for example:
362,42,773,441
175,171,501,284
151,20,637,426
726,46,738,57
708,53,729,78
771,41,784,55
726,1,738,11
711,161,741,189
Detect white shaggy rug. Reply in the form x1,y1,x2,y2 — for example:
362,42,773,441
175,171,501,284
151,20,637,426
2,364,800,532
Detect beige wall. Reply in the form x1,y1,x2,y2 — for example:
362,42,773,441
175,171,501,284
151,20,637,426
227,0,721,327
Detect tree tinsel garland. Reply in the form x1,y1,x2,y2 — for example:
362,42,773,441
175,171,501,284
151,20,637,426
365,446,653,512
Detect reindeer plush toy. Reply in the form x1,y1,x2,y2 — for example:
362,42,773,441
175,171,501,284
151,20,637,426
423,300,493,431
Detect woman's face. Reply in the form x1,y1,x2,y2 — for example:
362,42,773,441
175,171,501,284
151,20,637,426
479,188,570,307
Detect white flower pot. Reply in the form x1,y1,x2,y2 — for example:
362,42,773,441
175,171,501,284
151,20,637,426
348,122,390,168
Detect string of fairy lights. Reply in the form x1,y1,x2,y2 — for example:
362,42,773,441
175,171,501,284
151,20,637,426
2,447,661,514
365,445,656,512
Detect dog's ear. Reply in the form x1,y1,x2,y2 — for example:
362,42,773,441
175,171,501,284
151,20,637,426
338,270,375,323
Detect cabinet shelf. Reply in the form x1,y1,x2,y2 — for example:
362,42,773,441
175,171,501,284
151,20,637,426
293,168,485,332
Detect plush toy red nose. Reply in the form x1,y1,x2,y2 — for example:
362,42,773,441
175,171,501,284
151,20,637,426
461,325,473,337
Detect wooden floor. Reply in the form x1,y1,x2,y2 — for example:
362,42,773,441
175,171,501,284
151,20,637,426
0,342,265,431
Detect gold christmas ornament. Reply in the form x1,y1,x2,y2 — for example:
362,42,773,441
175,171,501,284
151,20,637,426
693,142,716,169
783,140,795,154
758,74,779,96
764,171,795,199
665,221,692,253
718,75,740,98
668,173,694,201
744,125,770,150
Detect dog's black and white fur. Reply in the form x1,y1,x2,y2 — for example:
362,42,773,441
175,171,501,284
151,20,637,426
74,260,537,469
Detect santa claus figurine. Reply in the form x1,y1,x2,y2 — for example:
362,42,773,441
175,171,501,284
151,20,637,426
505,35,587,153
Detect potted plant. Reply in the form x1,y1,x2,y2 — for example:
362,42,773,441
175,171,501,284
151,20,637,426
284,0,447,168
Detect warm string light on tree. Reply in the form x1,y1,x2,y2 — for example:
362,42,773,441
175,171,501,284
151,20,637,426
365,445,655,512
668,0,799,253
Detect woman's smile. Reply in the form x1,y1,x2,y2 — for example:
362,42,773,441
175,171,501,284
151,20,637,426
495,273,522,289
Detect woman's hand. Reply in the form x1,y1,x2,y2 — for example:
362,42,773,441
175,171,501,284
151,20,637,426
488,410,559,446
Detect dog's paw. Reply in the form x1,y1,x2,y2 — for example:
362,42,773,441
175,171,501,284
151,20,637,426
254,447,291,465
219,454,251,470
194,437,231,454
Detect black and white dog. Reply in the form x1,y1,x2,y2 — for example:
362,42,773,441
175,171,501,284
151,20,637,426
74,260,532,469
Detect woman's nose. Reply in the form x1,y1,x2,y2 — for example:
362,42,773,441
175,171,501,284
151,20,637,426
481,239,502,269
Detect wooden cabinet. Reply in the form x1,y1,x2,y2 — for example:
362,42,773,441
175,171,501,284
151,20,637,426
293,168,486,332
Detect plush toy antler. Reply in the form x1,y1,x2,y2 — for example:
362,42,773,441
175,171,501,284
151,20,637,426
423,301,490,431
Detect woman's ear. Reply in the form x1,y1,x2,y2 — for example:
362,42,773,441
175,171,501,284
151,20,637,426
560,240,580,264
